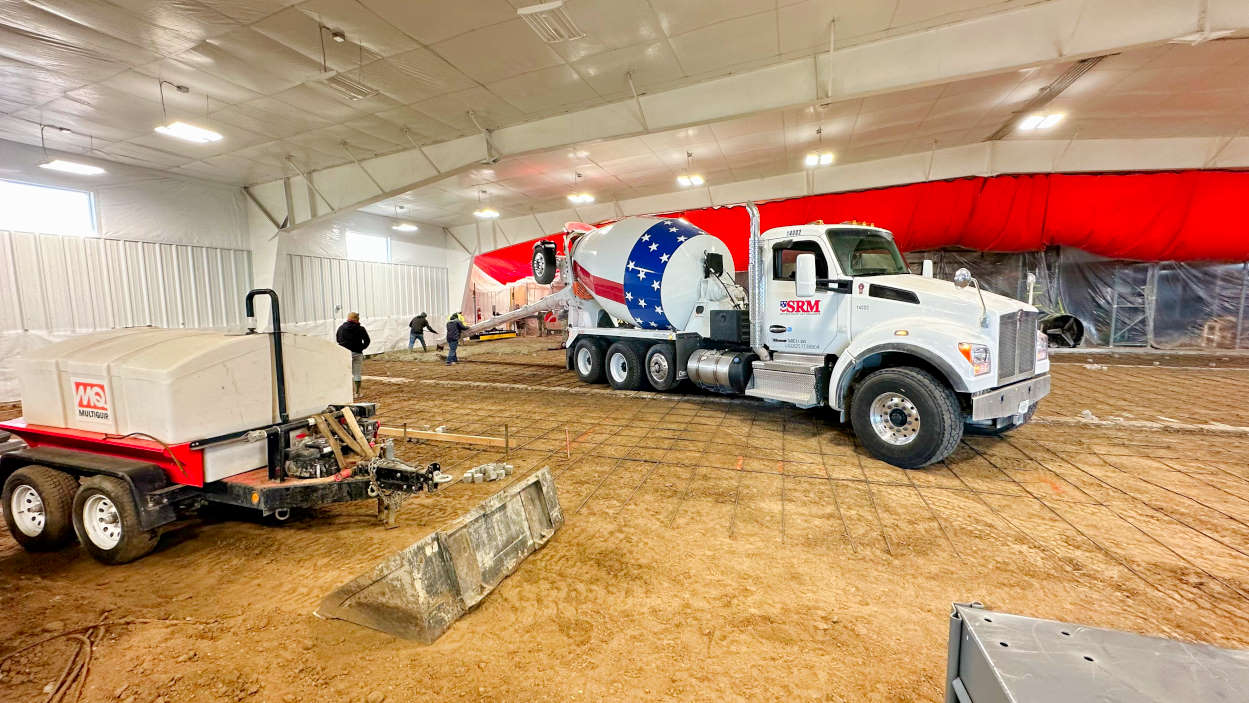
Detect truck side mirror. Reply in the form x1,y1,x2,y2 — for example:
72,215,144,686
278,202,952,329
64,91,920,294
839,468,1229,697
795,253,816,297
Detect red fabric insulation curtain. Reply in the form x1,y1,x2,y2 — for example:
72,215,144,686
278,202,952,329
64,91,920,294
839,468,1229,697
471,171,1249,284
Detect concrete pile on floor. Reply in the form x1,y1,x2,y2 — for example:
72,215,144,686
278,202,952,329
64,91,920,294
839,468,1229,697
315,467,562,643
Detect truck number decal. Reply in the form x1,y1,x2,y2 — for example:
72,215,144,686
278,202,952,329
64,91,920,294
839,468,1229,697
72,380,110,421
779,300,821,314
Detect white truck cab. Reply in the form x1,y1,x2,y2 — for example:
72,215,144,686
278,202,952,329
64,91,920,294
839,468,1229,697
507,205,1051,469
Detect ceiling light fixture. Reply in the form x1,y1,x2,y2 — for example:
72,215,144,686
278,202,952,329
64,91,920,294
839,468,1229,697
154,81,223,143
1018,113,1064,131
392,222,418,232
331,30,346,43
474,189,500,219
518,1,585,43
37,125,105,176
676,151,705,187
40,159,106,176
567,170,594,204
803,127,834,168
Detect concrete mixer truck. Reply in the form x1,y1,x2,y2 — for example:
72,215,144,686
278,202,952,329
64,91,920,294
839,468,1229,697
489,203,1050,469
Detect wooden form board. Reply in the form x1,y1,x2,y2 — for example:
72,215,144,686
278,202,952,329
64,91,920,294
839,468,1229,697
377,425,506,448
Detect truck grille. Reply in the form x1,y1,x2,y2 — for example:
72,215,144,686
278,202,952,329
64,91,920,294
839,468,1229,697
998,310,1039,384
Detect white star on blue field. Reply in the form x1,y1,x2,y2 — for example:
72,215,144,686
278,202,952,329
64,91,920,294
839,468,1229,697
623,219,706,329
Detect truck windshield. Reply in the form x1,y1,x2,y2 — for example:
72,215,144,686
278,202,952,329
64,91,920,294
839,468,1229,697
827,230,908,277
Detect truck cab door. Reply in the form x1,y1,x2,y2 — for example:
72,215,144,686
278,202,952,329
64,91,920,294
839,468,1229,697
764,238,850,354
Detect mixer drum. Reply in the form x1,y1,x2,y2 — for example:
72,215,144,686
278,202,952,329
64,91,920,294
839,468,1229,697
568,217,735,331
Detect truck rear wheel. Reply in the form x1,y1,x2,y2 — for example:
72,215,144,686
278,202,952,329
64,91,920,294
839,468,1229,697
3,466,78,551
644,344,678,391
849,367,962,469
605,342,644,390
573,338,605,383
72,476,158,564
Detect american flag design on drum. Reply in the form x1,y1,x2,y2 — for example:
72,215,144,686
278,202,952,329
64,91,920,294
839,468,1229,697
622,219,707,329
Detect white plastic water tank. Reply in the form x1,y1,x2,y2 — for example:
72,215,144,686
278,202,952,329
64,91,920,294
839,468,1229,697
15,328,352,444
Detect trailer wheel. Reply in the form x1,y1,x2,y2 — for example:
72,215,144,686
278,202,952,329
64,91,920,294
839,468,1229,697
2,466,78,551
573,338,605,383
644,344,678,391
849,367,962,469
605,342,644,390
72,476,158,565
965,403,1037,437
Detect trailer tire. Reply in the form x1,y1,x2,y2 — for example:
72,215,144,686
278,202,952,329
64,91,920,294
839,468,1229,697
3,466,78,551
605,342,644,390
644,344,678,391
72,476,158,565
573,338,606,383
965,403,1037,437
849,367,962,469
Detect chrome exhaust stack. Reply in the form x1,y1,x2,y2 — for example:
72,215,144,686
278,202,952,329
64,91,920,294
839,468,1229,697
746,201,770,362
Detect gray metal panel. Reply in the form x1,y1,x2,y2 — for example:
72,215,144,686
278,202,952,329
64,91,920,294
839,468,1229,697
0,230,251,334
281,252,449,328
948,603,1249,702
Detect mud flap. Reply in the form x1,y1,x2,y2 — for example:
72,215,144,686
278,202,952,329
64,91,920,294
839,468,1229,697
314,468,562,642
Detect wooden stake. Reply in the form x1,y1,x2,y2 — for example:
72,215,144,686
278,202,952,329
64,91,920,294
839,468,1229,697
342,407,377,459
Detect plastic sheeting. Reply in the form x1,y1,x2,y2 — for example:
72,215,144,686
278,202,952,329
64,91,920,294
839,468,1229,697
471,171,1249,284
904,247,1249,349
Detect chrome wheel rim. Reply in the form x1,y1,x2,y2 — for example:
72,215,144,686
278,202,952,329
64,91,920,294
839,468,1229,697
608,352,628,384
12,485,45,537
648,353,669,383
869,392,921,446
533,253,545,277
83,494,122,550
576,347,593,375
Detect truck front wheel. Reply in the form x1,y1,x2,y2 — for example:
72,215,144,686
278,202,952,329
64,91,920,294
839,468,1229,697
3,466,78,551
849,367,963,469
72,476,159,564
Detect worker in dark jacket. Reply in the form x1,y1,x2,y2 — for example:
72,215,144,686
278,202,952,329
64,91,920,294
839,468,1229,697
444,312,468,365
408,312,438,351
336,312,370,396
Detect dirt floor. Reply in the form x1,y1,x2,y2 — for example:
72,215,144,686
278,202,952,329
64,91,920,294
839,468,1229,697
5,337,1249,702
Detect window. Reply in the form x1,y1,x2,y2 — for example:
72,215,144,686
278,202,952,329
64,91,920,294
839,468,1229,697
773,240,829,281
0,180,96,235
827,230,907,276
346,231,389,262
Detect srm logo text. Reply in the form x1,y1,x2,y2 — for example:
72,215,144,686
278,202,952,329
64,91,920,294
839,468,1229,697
779,300,821,314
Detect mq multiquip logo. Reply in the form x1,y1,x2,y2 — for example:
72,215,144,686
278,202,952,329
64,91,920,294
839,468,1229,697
72,380,110,421
779,300,821,314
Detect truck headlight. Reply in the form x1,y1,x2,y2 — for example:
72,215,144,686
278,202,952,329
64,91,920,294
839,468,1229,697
957,343,992,376
1036,330,1048,361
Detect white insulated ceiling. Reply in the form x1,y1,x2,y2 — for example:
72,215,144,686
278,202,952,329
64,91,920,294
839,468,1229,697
360,39,1249,226
0,0,1071,185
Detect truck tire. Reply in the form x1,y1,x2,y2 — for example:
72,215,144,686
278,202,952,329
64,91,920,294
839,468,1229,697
605,342,644,390
644,344,678,391
3,466,78,551
965,403,1037,437
532,244,556,285
573,338,605,383
849,367,962,469
72,475,159,565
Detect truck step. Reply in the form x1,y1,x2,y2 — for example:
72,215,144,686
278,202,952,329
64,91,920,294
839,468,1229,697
746,366,821,408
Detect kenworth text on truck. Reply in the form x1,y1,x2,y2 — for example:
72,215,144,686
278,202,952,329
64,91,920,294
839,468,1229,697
471,204,1050,469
